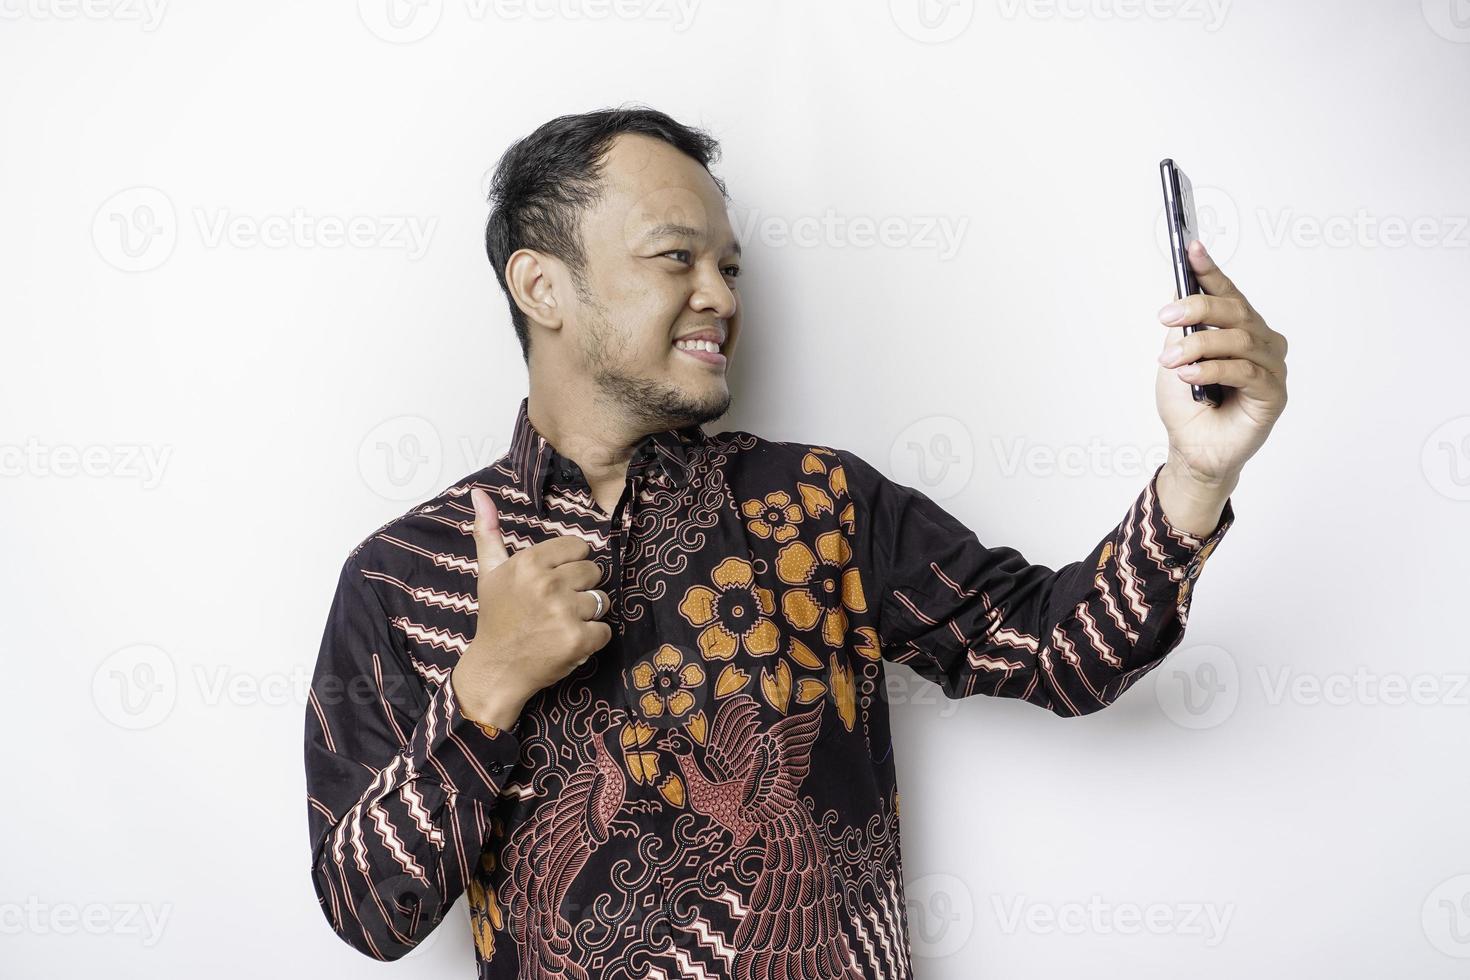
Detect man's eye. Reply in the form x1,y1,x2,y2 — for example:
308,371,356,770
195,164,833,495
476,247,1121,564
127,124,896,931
657,251,738,280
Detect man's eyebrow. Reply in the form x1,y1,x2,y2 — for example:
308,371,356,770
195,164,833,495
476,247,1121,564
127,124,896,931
641,223,742,258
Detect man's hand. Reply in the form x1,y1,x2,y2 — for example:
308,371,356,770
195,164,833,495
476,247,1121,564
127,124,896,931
1154,239,1289,506
450,487,613,730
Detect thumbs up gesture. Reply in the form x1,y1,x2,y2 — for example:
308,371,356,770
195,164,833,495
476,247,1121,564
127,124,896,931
450,487,613,729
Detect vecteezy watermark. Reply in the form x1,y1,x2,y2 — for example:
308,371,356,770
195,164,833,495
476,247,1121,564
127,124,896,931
997,0,1230,30
92,644,178,730
1157,644,1470,731
193,208,435,259
192,663,324,709
1422,0,1470,43
729,208,970,262
0,439,172,489
483,0,698,28
906,872,976,959
359,415,445,503
1257,208,1470,250
0,0,167,30
1154,184,1241,266
356,415,512,502
357,0,699,43
1422,416,1470,502
1154,643,1240,731
92,187,177,273
1155,185,1470,260
991,894,1235,946
91,643,418,730
1259,667,1470,708
358,0,444,42
991,436,1170,480
0,899,172,947
881,671,962,719
356,874,451,959
889,415,976,502
889,0,976,43
92,186,437,272
1424,874,1470,958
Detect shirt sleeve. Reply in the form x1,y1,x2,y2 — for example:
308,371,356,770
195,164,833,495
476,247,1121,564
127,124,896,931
838,452,1235,716
303,547,521,960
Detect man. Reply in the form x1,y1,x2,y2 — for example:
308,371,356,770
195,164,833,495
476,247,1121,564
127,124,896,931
304,106,1287,977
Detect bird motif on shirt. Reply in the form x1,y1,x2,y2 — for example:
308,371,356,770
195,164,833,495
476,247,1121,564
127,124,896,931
500,705,633,980
660,695,861,980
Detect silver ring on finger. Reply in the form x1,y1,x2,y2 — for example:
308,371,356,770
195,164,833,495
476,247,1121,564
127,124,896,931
584,589,606,621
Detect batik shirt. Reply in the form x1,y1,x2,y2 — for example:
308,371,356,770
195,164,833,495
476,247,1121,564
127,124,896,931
304,395,1235,978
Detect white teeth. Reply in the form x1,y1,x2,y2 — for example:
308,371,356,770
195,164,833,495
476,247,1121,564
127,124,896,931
675,338,721,353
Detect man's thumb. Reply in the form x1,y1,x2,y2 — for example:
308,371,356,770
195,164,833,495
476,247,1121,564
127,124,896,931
470,487,511,570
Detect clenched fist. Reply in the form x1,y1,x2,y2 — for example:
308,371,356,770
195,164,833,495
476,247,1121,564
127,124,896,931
450,487,613,730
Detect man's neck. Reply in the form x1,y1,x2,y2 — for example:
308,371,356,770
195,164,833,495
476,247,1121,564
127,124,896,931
526,387,647,515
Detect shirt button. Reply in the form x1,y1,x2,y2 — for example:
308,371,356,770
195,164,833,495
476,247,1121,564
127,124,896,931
1162,557,1181,568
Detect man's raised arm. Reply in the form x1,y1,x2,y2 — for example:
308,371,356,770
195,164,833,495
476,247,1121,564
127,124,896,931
839,450,1234,716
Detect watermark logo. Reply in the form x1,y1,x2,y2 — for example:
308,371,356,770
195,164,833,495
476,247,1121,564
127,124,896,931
359,415,445,502
0,439,172,488
907,872,975,958
92,186,177,273
1422,0,1470,42
992,894,1235,945
1153,643,1238,730
0,899,172,947
881,671,961,719
991,436,1169,480
92,187,437,271
889,0,975,43
729,207,969,261
359,0,699,41
94,653,405,729
358,0,444,42
1154,184,1240,266
92,644,177,730
1259,667,1469,708
192,208,436,258
1422,416,1470,502
0,0,168,30
1423,874,1470,958
1257,208,1469,250
359,874,449,957
890,415,975,502
996,0,1231,31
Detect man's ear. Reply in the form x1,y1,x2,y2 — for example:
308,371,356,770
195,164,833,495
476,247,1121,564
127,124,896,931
505,248,564,331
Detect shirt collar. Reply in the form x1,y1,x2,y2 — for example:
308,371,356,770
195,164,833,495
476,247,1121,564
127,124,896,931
507,396,707,516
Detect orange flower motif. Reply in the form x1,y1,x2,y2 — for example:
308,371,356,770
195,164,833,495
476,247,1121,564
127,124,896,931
630,644,705,719
740,491,804,543
678,556,781,661
776,530,869,647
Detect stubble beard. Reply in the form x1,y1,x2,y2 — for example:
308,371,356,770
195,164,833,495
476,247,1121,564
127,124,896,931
578,293,731,431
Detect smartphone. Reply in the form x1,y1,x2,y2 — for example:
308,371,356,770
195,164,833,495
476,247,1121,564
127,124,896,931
1159,158,1223,408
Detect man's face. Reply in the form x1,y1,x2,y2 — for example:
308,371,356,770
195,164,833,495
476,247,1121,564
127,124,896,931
560,133,742,430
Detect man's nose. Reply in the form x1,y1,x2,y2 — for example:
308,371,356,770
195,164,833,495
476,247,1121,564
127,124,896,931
690,269,737,320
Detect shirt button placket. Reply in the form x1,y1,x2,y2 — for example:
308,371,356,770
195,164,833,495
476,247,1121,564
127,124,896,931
606,465,646,729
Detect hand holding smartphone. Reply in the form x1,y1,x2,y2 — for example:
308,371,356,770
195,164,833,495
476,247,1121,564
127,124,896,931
1159,158,1224,408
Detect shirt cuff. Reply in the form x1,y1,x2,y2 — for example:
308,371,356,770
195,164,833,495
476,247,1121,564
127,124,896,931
1141,462,1236,622
405,675,522,804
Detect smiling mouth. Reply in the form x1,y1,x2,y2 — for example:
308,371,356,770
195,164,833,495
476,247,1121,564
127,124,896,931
673,338,724,355
672,338,727,367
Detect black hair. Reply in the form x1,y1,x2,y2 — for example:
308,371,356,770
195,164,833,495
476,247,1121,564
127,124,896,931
484,104,727,364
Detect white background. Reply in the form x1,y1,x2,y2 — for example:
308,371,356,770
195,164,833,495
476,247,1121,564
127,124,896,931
3,1,1468,977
